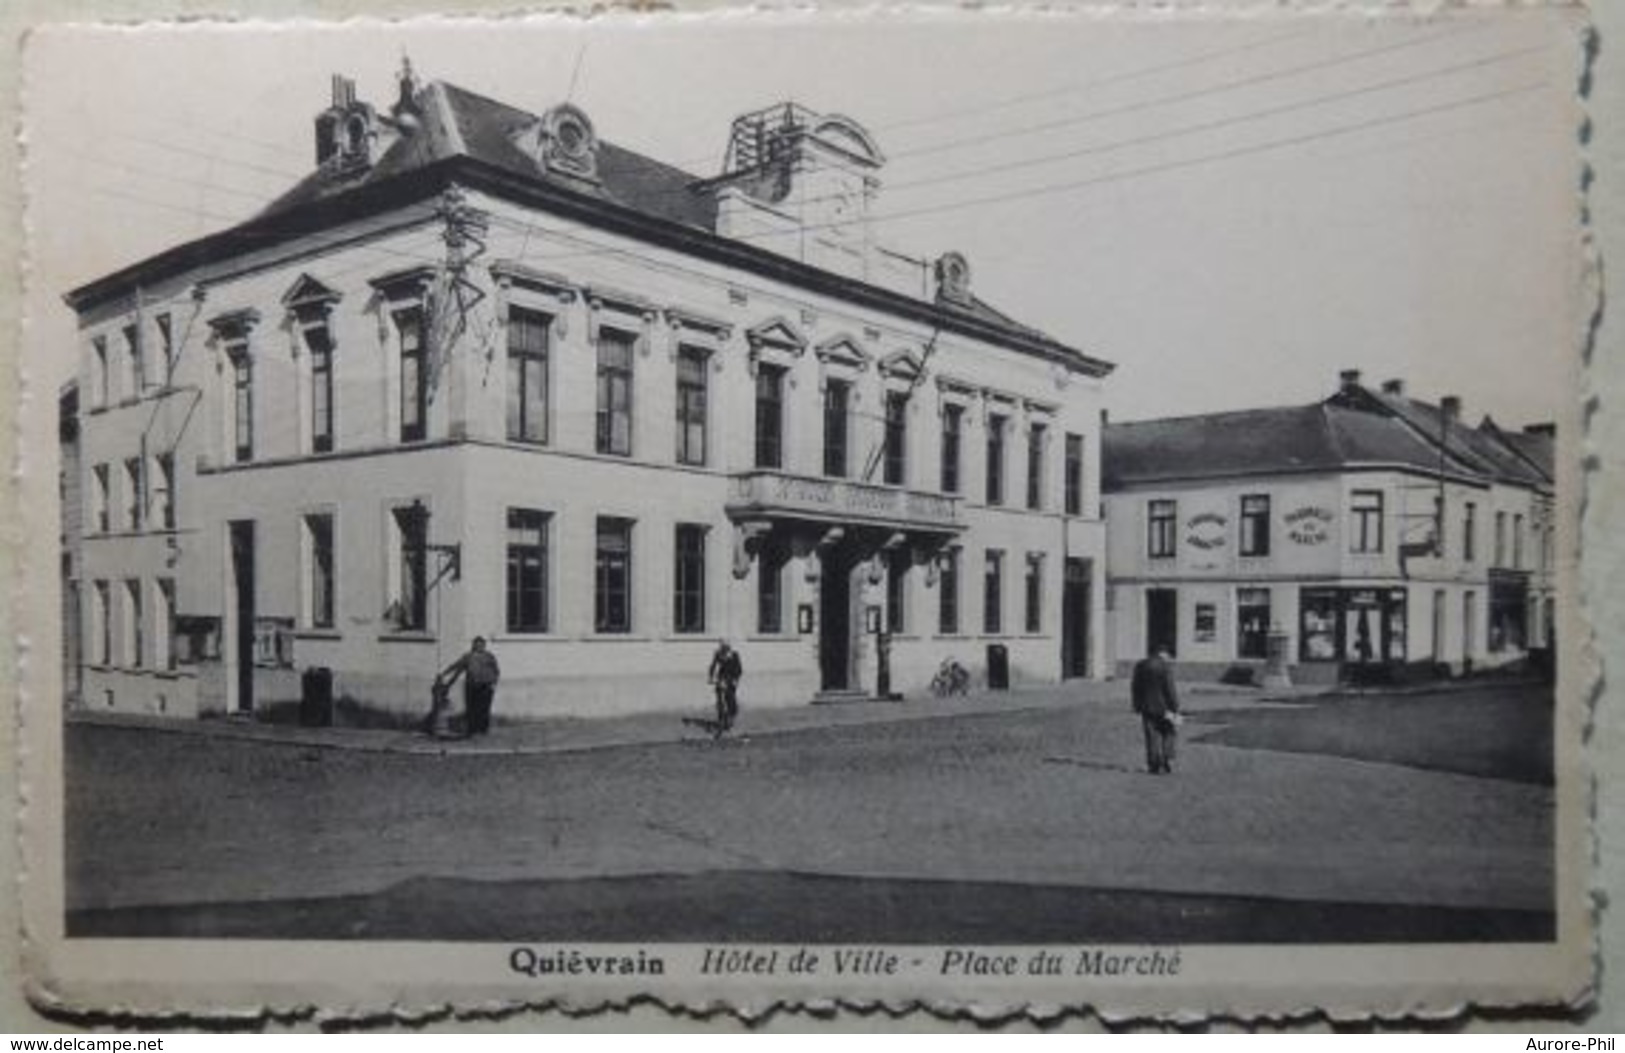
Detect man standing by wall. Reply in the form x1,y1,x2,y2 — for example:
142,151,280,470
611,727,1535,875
1131,645,1181,774
440,636,501,737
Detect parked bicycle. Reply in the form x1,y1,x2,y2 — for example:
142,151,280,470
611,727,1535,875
931,657,971,698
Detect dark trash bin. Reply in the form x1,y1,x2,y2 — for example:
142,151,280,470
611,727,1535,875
300,666,334,727
986,644,1010,691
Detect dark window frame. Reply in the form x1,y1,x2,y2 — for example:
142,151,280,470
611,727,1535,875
506,508,551,634
306,513,336,630
393,504,429,632
883,391,909,486
395,308,427,444
305,323,336,454
983,549,1004,635
675,346,709,466
941,404,964,495
594,517,634,634
1240,493,1271,557
1148,499,1177,559
507,306,552,446
1024,553,1043,634
230,346,254,462
754,364,786,470
1063,432,1084,516
938,549,960,635
823,379,850,479
673,523,707,634
986,414,1007,506
1350,490,1385,554
1026,423,1046,511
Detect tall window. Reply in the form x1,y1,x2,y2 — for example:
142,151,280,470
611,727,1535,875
230,348,254,462
124,324,144,394
757,543,785,634
1024,553,1043,634
1350,490,1384,554
986,414,1007,505
125,579,144,668
883,391,909,486
1513,513,1525,569
886,549,909,633
306,324,335,453
507,307,550,444
1464,502,1477,562
1237,588,1271,659
1240,494,1271,557
396,308,427,443
392,504,428,632
675,347,708,466
154,452,175,530
1148,499,1177,559
92,464,109,534
93,580,110,666
156,313,174,383
93,336,109,407
823,380,850,478
304,513,336,630
595,330,635,456
1064,433,1084,516
754,364,786,469
941,405,963,495
506,508,550,633
594,517,633,633
1026,423,1046,510
673,524,707,634
983,550,1004,635
157,577,177,671
938,549,960,635
1494,511,1507,566
123,458,142,531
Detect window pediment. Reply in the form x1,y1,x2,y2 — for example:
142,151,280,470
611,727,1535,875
207,308,261,346
745,316,808,356
878,348,924,383
281,273,343,321
368,265,437,303
814,333,871,372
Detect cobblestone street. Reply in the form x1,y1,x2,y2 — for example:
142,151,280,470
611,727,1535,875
65,680,1555,942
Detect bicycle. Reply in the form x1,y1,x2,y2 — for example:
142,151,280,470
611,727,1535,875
931,657,971,698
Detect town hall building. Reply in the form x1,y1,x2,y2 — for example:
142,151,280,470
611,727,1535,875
61,64,1114,721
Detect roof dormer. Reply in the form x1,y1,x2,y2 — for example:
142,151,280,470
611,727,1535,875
313,73,398,172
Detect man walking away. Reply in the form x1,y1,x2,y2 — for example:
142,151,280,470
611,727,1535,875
440,636,501,737
1131,645,1181,774
707,640,743,736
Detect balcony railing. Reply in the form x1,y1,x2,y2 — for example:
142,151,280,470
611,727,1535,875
726,469,963,532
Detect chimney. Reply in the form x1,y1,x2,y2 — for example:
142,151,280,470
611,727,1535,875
1338,369,1362,393
1380,378,1405,396
1524,422,1556,437
1441,396,1462,421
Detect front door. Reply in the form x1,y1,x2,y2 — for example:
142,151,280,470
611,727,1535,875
1146,587,1178,658
819,553,853,691
1061,558,1091,678
229,520,255,714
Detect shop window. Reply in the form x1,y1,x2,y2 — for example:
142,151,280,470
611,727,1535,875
1300,588,1340,662
1237,588,1270,659
1194,603,1217,644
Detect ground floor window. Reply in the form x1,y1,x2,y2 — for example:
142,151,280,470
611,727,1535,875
1237,588,1270,659
1193,602,1217,644
886,549,909,634
673,523,707,634
595,517,634,634
938,549,959,635
757,542,786,634
1489,580,1528,653
983,550,1004,635
1024,554,1043,634
124,579,144,668
390,504,429,632
507,509,550,633
93,580,110,666
304,513,336,630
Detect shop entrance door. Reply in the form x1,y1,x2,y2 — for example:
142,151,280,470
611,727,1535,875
1146,588,1178,658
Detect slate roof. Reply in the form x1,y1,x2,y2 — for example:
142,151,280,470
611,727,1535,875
72,77,1103,374
1103,389,1551,491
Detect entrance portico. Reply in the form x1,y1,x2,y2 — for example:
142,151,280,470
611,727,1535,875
726,468,964,698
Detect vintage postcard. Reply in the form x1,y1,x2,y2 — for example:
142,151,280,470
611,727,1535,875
15,5,1595,1022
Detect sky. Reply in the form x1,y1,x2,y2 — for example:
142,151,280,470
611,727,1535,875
21,8,1585,426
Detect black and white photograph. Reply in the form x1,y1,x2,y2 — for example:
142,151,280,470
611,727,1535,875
18,6,1591,1016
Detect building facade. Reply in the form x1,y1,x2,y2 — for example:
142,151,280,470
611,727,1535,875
1103,372,1556,684
62,68,1113,721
